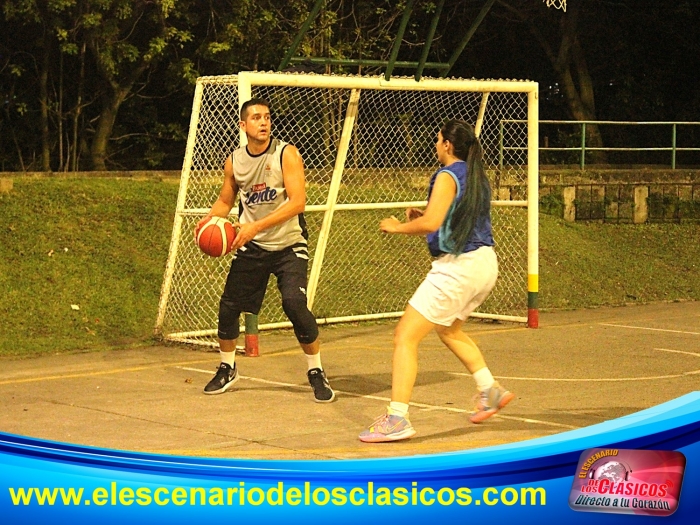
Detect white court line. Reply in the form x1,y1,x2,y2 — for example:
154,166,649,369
600,323,700,335
655,348,700,358
450,370,700,382
449,347,700,383
179,367,577,430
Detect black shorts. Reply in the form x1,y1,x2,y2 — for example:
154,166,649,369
220,242,309,313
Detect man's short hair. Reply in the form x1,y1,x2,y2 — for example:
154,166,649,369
240,98,271,121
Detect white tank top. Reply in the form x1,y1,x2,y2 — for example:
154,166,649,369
232,138,307,251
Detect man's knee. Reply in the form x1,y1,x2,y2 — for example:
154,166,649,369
218,298,241,340
282,298,318,344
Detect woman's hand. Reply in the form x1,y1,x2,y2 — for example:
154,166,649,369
405,208,424,221
380,216,402,233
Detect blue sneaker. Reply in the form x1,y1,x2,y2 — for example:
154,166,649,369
359,413,416,443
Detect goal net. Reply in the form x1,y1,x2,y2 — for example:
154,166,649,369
155,72,539,346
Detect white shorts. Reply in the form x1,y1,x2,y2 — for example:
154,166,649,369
408,246,498,326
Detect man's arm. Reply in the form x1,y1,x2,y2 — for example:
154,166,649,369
230,144,306,250
194,156,238,238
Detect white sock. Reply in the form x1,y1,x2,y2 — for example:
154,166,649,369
472,367,495,391
306,352,322,371
220,350,236,368
388,401,409,417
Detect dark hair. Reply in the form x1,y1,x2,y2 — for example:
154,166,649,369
240,98,270,121
440,119,491,255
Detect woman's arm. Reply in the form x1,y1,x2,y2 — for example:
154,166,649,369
380,172,457,234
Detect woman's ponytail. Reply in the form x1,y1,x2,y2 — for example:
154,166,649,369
440,120,491,255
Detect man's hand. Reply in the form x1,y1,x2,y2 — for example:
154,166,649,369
231,221,261,251
194,215,212,241
405,208,424,221
379,216,402,234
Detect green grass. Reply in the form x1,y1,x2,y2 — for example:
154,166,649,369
0,178,179,357
1,177,698,357
538,214,700,309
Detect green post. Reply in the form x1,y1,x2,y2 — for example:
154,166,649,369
290,57,449,70
440,0,497,78
672,123,677,169
385,0,416,81
415,0,445,81
580,122,586,170
278,0,325,71
244,313,259,357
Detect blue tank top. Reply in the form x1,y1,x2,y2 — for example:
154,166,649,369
426,161,495,257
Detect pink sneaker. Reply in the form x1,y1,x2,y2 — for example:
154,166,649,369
359,413,416,443
470,382,515,423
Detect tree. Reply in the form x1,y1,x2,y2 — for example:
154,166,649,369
3,0,58,171
81,1,193,170
493,0,606,161
2,0,698,171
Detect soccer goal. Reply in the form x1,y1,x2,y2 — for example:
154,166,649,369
155,72,539,347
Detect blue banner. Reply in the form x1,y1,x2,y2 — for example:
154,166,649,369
2,392,699,523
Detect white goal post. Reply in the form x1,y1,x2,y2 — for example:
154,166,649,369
155,72,539,347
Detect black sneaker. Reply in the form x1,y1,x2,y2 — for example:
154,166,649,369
307,368,335,403
203,363,239,395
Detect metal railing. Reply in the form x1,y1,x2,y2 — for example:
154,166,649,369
500,120,700,170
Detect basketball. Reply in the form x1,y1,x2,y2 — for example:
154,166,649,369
196,217,236,257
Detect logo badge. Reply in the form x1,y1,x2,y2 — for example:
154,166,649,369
245,183,277,206
569,448,686,516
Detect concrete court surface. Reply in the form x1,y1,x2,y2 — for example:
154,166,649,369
0,301,698,460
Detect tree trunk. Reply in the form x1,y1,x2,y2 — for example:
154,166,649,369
71,42,86,172
543,2,607,163
90,87,128,171
39,34,51,172
503,0,610,165
58,52,64,171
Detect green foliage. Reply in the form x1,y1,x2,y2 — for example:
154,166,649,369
540,128,583,166
679,200,700,220
647,190,681,221
1,0,699,171
539,191,564,217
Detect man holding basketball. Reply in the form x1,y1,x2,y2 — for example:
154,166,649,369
195,98,334,403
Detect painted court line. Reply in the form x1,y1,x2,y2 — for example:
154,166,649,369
158,438,523,458
451,346,700,382
159,436,528,458
179,366,578,430
450,370,700,382
0,359,214,386
655,348,700,358
600,323,700,335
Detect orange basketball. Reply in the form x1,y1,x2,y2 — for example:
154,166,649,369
196,217,236,257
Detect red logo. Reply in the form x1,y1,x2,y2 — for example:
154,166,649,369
569,448,685,516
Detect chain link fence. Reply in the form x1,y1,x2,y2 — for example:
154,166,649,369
156,73,536,346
